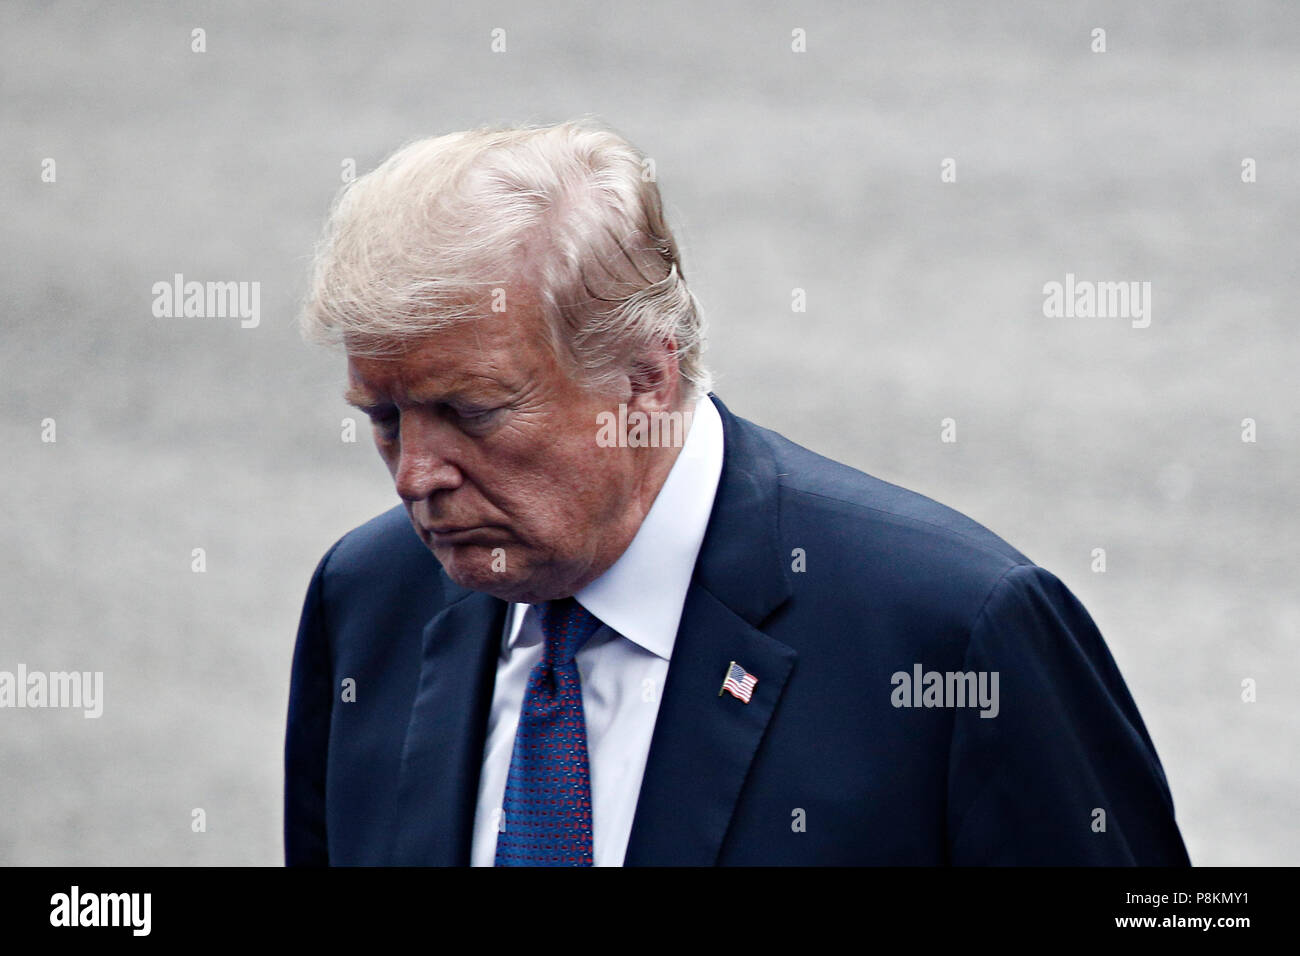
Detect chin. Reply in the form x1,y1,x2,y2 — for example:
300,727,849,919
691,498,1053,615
433,544,547,603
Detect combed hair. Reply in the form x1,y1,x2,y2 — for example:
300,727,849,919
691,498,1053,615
301,117,711,402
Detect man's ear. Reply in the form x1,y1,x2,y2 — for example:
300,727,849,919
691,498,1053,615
627,337,681,412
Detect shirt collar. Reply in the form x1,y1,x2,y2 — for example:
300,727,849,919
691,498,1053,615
504,394,725,661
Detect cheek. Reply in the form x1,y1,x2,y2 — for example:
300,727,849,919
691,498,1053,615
555,449,632,526
478,407,630,531
489,445,613,532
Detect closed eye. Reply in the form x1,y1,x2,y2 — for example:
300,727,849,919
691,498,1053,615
365,405,399,436
359,402,505,438
451,405,504,433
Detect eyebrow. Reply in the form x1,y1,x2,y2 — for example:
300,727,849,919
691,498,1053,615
342,385,383,410
343,377,513,411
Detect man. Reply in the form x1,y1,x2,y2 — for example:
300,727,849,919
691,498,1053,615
285,119,1191,866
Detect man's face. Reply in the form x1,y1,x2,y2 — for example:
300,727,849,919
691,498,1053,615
344,288,665,604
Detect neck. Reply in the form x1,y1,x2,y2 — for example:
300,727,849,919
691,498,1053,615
568,398,697,597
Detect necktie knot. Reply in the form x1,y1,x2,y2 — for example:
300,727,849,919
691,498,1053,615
537,597,602,665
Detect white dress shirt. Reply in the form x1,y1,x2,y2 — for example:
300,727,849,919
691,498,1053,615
470,394,725,866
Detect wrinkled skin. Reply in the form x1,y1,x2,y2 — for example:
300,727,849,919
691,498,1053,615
344,285,685,604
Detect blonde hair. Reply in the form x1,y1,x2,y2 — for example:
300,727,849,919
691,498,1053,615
301,117,711,401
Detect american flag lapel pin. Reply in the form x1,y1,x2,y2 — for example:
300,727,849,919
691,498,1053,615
718,660,757,703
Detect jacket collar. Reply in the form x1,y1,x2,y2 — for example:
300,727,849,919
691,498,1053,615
691,394,792,625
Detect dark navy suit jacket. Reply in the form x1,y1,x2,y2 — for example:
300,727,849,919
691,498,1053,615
284,394,1191,865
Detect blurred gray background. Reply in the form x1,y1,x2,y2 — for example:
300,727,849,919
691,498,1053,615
2,0,1296,865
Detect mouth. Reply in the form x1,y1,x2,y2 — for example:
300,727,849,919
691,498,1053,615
422,525,492,546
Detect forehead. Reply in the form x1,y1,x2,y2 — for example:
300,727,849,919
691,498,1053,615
344,295,555,400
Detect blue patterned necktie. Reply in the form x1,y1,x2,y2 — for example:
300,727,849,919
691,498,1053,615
494,597,602,866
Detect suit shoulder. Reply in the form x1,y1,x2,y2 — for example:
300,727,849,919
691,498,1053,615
318,505,439,586
724,416,1058,665
307,506,448,657
735,419,1034,632
751,421,1026,568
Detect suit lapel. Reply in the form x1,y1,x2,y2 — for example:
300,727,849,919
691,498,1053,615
622,585,796,865
624,394,796,865
391,582,505,865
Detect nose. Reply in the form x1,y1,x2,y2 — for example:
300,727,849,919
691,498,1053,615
390,413,464,502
